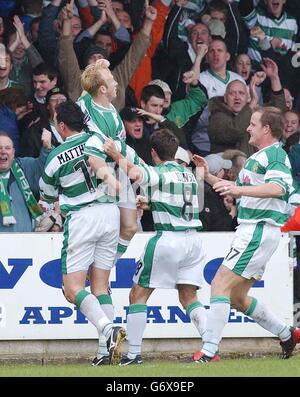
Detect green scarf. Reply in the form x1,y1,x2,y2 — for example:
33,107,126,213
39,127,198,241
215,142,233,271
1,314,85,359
0,160,43,226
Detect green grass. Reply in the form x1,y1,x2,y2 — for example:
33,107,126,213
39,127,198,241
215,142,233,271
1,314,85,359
1,356,300,377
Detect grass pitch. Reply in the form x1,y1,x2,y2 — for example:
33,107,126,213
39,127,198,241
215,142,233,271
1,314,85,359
1,355,300,377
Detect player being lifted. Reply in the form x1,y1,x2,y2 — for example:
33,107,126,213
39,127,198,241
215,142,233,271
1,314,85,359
78,1,158,268
80,58,144,365
39,101,125,366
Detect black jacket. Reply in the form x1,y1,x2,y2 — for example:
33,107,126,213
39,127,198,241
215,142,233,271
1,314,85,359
126,134,153,165
143,118,187,148
200,182,237,231
19,118,61,158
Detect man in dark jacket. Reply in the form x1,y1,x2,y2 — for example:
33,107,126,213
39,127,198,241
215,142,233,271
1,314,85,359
120,106,154,231
199,153,236,231
120,106,152,165
208,58,287,157
208,79,255,157
162,15,211,100
19,86,68,157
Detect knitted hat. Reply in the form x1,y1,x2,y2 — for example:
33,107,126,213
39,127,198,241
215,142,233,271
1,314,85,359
82,45,108,68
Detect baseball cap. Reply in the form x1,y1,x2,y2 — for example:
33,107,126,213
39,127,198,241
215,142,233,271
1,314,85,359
175,146,190,165
45,86,68,105
205,154,232,175
148,79,172,94
82,45,108,68
120,107,143,122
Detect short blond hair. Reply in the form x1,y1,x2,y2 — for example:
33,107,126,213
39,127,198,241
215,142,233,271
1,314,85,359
81,59,110,96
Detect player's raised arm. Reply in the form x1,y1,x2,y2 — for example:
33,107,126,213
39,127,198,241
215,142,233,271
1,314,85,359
88,155,121,196
103,138,143,182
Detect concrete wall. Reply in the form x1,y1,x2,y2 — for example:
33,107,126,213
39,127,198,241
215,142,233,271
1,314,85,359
0,338,291,363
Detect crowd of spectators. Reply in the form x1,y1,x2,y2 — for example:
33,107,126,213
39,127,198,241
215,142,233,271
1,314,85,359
0,0,300,236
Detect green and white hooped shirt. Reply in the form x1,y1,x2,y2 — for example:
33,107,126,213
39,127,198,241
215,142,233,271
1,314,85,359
139,161,202,232
77,93,126,141
236,142,293,226
243,8,297,68
40,132,116,216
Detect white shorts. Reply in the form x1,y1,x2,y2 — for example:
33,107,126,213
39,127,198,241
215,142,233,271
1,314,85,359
117,168,136,210
133,230,205,289
61,203,120,274
222,221,281,280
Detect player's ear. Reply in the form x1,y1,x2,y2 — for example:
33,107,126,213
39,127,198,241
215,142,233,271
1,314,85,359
151,148,158,159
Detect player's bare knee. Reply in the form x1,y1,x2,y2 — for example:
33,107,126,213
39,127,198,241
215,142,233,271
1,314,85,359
63,290,76,304
63,287,81,304
178,288,197,309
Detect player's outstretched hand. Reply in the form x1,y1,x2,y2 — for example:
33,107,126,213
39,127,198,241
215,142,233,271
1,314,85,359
136,195,150,210
192,154,209,179
213,180,240,198
103,137,118,159
41,128,52,150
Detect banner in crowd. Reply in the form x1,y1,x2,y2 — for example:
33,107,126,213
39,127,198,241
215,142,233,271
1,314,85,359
0,232,293,339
